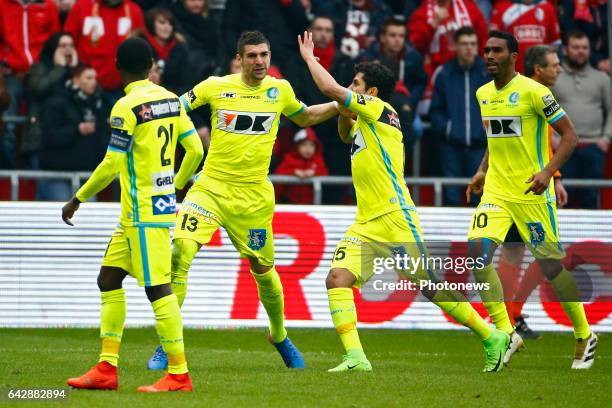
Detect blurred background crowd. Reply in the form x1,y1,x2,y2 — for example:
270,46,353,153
0,0,610,207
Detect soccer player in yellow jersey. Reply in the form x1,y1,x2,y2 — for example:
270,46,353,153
61,38,204,391
466,31,597,369
298,31,510,373
146,31,339,369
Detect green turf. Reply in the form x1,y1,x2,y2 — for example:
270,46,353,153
0,328,608,407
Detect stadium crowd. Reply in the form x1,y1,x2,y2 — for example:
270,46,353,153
0,0,610,206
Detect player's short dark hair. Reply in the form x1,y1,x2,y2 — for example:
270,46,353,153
524,45,557,77
488,30,519,53
380,17,405,36
454,26,477,43
237,31,270,56
116,37,153,76
563,29,589,46
354,62,396,102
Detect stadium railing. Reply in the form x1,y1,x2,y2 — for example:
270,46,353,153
1,170,612,206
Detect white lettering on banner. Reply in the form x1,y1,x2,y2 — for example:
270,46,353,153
0,203,610,331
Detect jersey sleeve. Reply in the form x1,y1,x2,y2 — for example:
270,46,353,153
280,80,306,118
174,106,203,190
76,100,134,201
180,77,215,112
344,90,385,122
531,86,566,125
108,100,136,153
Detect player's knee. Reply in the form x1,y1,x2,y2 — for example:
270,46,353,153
326,268,355,289
145,283,173,303
248,257,273,274
537,258,563,280
467,238,496,267
501,243,524,265
171,239,200,277
97,267,126,292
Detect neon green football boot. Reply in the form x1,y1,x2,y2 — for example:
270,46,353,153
483,329,511,373
328,349,372,372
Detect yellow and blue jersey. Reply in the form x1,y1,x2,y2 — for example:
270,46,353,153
76,79,203,227
343,91,416,223
476,74,566,203
180,74,305,184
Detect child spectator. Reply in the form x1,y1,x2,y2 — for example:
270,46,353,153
275,128,328,204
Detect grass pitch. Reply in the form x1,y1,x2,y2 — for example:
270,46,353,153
1,328,609,407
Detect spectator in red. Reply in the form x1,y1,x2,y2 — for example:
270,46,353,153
490,0,561,73
140,7,190,94
0,0,60,169
407,0,487,75
275,128,328,205
64,0,144,101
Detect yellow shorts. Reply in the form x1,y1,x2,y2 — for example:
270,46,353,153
101,225,172,287
467,195,564,260
173,176,275,266
330,209,434,287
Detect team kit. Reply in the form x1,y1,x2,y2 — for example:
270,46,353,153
59,29,597,392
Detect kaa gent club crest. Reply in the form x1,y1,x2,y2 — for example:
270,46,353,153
527,222,545,247
248,229,267,250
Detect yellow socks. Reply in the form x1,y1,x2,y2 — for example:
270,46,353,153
550,268,591,339
252,267,287,343
171,239,200,308
152,294,188,374
433,293,493,340
328,288,363,352
473,263,514,334
99,288,126,366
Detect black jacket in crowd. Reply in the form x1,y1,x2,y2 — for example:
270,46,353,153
39,82,109,171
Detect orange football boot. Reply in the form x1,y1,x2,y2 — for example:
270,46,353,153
137,372,193,392
67,361,118,390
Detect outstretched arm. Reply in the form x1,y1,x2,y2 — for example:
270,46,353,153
297,31,349,104
62,150,123,226
289,101,338,128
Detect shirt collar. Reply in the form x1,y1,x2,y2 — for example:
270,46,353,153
124,79,152,94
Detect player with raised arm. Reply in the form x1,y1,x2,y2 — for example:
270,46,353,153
466,31,597,369
146,31,339,370
62,38,204,391
298,31,510,373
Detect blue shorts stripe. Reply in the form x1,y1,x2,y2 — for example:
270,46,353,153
367,123,437,282
138,227,151,287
